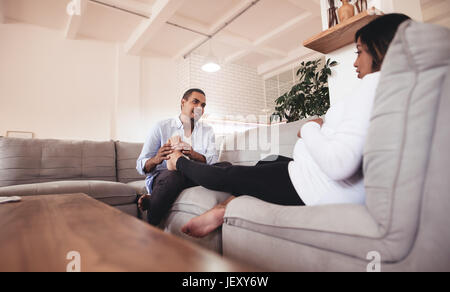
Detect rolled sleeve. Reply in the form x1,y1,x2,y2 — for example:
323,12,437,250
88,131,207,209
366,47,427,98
205,133,218,165
197,124,218,165
136,125,162,175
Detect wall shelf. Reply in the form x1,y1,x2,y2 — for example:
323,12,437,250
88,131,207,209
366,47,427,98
303,8,383,54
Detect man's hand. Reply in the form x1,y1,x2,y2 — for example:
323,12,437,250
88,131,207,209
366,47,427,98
182,146,201,161
172,142,206,163
154,142,173,164
297,118,324,138
144,143,173,173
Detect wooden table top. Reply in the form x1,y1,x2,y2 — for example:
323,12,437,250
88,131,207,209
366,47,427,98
0,194,255,272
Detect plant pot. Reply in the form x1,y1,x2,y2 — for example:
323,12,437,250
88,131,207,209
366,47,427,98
338,0,355,23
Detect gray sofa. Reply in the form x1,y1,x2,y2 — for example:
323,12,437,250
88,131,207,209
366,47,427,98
0,139,147,217
163,20,450,271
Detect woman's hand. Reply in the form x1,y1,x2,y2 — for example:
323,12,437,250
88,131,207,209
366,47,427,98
297,118,324,138
310,118,324,127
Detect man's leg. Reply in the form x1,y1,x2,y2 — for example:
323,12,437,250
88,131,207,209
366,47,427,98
145,162,232,226
146,170,193,226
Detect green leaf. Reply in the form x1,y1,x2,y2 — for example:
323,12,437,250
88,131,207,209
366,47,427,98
330,61,338,67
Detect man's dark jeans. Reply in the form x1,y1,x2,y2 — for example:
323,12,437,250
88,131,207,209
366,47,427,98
147,161,232,226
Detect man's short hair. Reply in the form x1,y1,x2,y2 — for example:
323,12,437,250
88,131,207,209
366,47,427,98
182,88,206,101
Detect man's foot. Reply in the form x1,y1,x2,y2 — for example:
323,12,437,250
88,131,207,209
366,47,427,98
167,150,183,171
138,194,150,211
181,206,226,238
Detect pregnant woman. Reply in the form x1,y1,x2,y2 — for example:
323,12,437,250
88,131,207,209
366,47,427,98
166,14,411,238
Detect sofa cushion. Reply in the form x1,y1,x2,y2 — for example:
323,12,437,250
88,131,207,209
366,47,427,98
0,180,137,206
126,180,147,196
115,141,146,183
363,21,450,259
0,138,116,187
218,119,307,165
163,186,231,253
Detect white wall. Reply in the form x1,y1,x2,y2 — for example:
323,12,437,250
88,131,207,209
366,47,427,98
0,22,181,142
141,57,179,136
113,46,143,143
0,23,116,141
0,21,267,142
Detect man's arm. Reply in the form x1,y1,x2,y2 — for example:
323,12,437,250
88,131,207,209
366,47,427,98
137,125,166,175
183,149,206,163
300,73,380,181
173,142,207,163
197,126,218,165
144,143,173,172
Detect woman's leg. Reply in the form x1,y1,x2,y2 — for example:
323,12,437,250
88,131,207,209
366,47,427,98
168,152,303,206
168,152,303,238
255,155,293,166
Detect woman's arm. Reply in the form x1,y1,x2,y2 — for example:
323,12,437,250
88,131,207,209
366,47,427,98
300,73,380,181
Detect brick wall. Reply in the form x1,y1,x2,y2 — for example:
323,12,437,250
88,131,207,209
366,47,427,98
177,54,266,119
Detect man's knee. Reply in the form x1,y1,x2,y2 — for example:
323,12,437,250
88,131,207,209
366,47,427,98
153,170,186,191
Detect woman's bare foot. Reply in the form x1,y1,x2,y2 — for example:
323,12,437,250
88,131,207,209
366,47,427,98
167,150,183,171
168,135,182,147
181,206,226,238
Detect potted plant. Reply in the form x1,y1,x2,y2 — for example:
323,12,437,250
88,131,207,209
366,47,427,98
272,58,337,123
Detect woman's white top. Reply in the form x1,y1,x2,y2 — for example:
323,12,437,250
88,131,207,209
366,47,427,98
288,72,380,206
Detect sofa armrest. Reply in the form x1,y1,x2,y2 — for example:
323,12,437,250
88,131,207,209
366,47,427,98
224,196,384,260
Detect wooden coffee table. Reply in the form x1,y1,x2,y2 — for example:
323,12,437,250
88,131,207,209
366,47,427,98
0,194,255,272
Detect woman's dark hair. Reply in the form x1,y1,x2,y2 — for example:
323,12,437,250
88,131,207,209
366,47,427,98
355,13,411,71
182,88,206,101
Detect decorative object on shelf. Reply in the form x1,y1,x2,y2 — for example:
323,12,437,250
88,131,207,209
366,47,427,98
6,131,34,139
303,8,383,54
328,0,339,28
271,58,338,123
338,0,355,23
355,0,368,13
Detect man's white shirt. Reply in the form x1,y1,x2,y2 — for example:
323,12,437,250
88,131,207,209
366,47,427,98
137,116,218,194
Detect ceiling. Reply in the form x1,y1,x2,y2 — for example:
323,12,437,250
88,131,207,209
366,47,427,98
2,0,446,76
1,0,323,76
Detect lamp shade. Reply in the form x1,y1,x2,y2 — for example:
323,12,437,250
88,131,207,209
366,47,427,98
201,61,221,73
202,40,221,73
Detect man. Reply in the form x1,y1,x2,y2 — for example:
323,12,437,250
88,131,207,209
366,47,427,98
136,88,229,226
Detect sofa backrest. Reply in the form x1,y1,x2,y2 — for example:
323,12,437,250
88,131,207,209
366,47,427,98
0,137,117,187
363,20,450,261
218,119,308,165
115,141,146,183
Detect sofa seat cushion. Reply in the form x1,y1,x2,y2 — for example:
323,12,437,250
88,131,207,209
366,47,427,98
170,186,231,215
224,196,384,261
126,180,147,196
0,180,138,206
162,186,231,254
